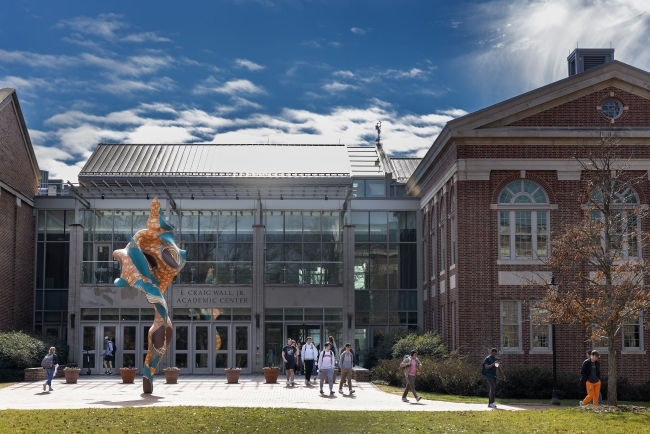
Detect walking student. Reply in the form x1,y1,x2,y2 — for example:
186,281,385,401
302,336,318,385
483,348,506,409
42,347,58,392
103,336,114,375
400,350,422,402
338,343,355,395
318,342,336,395
580,350,601,407
282,338,298,386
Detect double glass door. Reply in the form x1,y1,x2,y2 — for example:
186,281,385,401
80,323,151,374
174,323,250,374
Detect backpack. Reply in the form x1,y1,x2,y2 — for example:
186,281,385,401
481,357,488,376
108,341,115,356
41,354,54,369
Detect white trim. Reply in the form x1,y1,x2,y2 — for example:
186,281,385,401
500,300,522,352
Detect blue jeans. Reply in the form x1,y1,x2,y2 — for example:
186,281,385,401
319,368,334,391
46,368,55,387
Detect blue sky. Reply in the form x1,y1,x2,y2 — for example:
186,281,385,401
2,0,649,182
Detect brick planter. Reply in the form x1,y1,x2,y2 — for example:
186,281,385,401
24,368,64,382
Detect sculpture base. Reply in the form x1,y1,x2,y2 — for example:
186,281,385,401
143,376,153,394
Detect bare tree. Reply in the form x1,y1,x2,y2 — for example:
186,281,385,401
540,132,650,405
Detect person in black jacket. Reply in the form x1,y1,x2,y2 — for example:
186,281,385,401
580,350,601,406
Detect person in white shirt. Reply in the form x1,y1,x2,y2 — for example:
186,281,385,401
302,336,319,386
318,342,336,395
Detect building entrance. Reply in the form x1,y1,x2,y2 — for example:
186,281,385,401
80,323,152,374
286,324,322,349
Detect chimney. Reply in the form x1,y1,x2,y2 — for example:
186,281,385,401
567,48,615,76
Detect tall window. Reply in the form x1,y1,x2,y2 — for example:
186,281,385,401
590,181,640,260
530,301,551,352
498,180,550,260
501,300,521,351
622,312,643,351
431,206,437,277
450,188,456,266
439,197,446,272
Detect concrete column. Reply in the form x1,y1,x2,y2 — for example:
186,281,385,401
67,222,84,365
252,223,265,372
342,224,355,346
416,209,423,331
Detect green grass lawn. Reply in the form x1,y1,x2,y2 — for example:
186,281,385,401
375,384,650,407
1,407,649,433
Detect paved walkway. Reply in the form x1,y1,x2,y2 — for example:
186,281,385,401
0,374,545,412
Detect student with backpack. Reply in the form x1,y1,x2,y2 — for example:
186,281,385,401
400,350,422,402
302,336,319,386
318,342,336,395
41,347,58,392
103,336,115,375
338,343,356,395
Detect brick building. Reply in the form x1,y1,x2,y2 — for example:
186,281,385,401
408,51,650,381
0,89,40,331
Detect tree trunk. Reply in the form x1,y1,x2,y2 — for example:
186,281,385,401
607,338,617,405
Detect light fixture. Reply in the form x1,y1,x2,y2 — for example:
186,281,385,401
191,194,194,200
146,194,150,200
236,194,239,200
70,313,76,329
281,194,284,200
101,194,105,200
325,195,328,201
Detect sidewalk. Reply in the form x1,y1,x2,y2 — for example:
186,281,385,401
0,374,542,412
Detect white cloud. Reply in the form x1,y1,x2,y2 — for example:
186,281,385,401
351,27,366,35
0,76,51,91
463,0,650,98
193,77,266,95
322,81,357,92
97,77,176,93
333,70,355,78
0,49,77,68
35,100,466,180
234,58,265,71
215,96,263,115
56,13,126,40
122,32,171,43
384,68,425,79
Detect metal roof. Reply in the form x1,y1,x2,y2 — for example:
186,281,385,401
80,144,354,179
390,158,422,182
346,146,384,177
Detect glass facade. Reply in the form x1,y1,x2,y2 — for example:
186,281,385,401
264,211,343,285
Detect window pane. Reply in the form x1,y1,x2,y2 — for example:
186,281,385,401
502,325,520,348
218,211,237,242
237,212,254,242
322,212,341,242
265,212,284,242
94,211,113,242
537,211,548,258
515,211,532,258
303,212,321,242
322,243,342,262
627,214,638,258
45,243,69,288
532,325,549,348
366,180,385,197
285,212,302,242
303,243,321,262
369,212,387,243
133,211,148,233
352,212,369,242
46,210,66,241
200,212,218,242
113,211,132,242
181,211,199,242
265,243,283,262
501,301,519,323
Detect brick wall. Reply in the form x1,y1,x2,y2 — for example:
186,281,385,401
0,99,37,332
507,86,650,128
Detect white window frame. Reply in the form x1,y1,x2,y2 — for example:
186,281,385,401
622,312,644,354
497,180,551,262
439,197,446,273
529,301,552,354
500,300,522,353
450,188,456,266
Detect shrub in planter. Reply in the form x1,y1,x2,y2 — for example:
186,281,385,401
0,331,69,382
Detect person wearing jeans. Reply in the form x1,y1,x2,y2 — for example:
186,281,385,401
302,337,318,385
483,348,506,409
318,342,336,395
43,347,58,392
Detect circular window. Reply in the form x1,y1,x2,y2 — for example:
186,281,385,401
601,98,623,120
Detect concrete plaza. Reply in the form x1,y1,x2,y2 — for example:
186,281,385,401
0,374,544,412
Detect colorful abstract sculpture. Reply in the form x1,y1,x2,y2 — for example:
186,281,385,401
113,197,186,393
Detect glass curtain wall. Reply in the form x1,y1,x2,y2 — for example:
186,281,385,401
264,211,343,285
35,210,72,337
82,209,254,285
353,211,418,331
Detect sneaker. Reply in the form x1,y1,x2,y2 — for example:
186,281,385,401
416,396,422,402
109,372,113,375
43,383,46,391
330,390,334,395
490,403,497,409
49,388,53,391
338,389,343,394
488,404,492,409
350,390,355,394
305,380,309,386
402,398,409,402
579,401,585,407
320,389,324,394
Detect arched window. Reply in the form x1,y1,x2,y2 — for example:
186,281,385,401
590,181,640,260
498,180,550,260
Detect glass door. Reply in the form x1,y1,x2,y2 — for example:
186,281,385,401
81,325,98,374
173,324,190,373
121,324,138,370
234,325,250,373
102,324,117,368
214,325,229,370
193,324,211,373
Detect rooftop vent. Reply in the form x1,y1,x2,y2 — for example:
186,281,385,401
567,48,614,76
